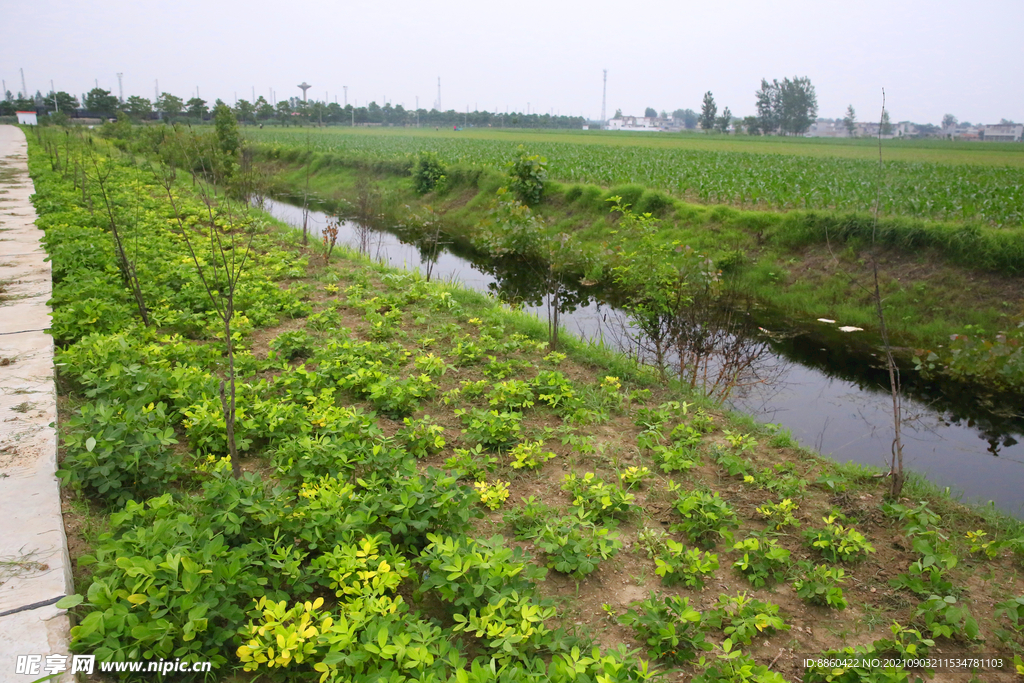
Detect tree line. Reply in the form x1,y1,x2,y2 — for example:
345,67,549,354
2,87,587,129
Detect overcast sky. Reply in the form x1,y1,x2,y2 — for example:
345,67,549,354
3,0,1021,124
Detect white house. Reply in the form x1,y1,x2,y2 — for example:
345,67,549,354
606,115,662,132
16,111,37,125
981,124,1023,142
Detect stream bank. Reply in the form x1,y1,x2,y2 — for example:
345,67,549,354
263,195,1024,516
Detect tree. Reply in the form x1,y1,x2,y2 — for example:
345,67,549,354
741,116,760,135
941,113,958,131
716,106,732,133
613,108,622,119
700,92,717,131
256,97,275,122
85,88,119,117
780,77,817,135
880,110,893,136
47,91,79,113
214,103,240,176
234,99,255,125
186,97,208,120
754,77,817,135
155,92,184,120
673,108,698,129
755,79,781,134
844,105,857,137
644,107,658,118
123,96,151,120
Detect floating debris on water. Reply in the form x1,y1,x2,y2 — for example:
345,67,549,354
838,326,864,332
817,318,836,324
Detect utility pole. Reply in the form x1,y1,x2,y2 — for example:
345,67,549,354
51,80,57,112
437,77,441,111
416,96,419,126
155,79,159,102
117,73,123,103
343,85,347,106
21,68,29,99
601,68,607,123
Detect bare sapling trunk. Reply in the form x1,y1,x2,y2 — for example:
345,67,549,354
91,157,150,326
871,89,906,499
162,134,256,478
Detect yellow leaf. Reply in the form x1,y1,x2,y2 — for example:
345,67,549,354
127,594,147,605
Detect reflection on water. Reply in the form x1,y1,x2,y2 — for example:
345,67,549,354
262,196,1024,516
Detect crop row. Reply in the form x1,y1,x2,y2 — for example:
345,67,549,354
249,129,1024,227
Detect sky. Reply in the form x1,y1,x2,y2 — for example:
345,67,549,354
3,0,1022,125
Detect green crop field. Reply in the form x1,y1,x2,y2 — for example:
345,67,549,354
248,127,1024,227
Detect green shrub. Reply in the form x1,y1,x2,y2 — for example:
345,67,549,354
562,472,637,522
536,513,622,579
793,563,848,609
804,515,875,563
269,328,314,360
444,444,498,481
412,152,447,194
706,592,788,646
62,494,265,669
692,639,789,683
617,592,711,665
509,440,556,470
58,400,181,508
671,488,739,549
507,146,548,206
914,594,980,641
396,415,446,459
487,379,536,411
731,536,791,587
504,496,555,540
415,534,546,609
755,498,800,531
271,433,366,485
654,539,718,589
456,408,523,450
367,373,435,418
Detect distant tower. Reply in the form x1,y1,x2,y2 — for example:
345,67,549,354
343,86,347,106
20,68,28,99
117,73,124,102
437,77,441,111
601,69,607,123
297,82,312,102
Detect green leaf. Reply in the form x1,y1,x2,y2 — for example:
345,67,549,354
56,594,84,609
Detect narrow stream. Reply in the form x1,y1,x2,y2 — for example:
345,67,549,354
262,197,1024,517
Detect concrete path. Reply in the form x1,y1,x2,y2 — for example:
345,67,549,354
0,125,73,682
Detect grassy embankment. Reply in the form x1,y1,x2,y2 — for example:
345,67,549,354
33,128,1024,681
249,128,1024,359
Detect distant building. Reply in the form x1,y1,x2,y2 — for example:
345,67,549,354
805,119,848,137
606,115,662,132
981,124,1023,142
16,111,37,125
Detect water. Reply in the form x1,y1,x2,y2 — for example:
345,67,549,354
263,197,1024,516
